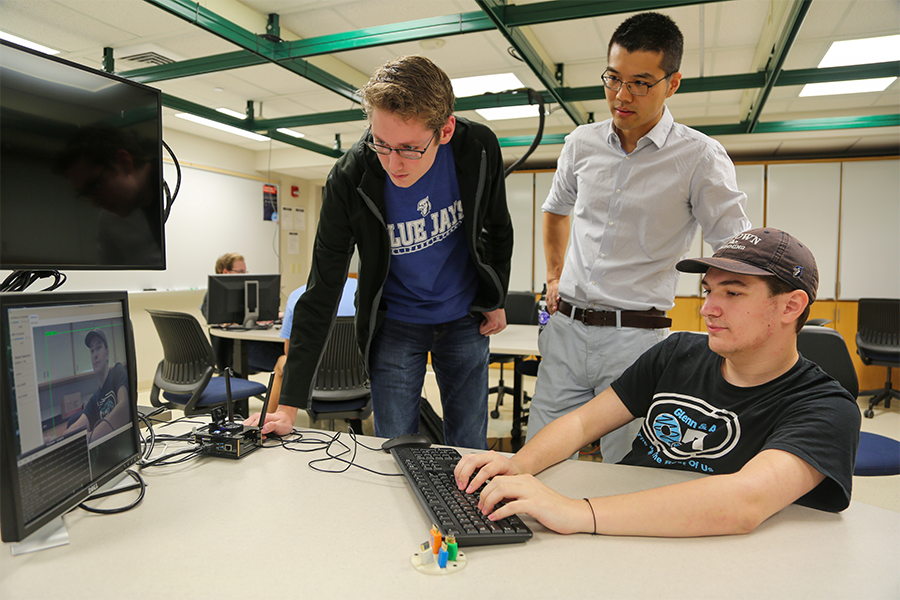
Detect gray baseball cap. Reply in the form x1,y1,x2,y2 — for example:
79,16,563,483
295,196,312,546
676,228,819,303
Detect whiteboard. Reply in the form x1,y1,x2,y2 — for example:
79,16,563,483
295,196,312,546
767,163,841,300
839,160,900,299
2,164,280,293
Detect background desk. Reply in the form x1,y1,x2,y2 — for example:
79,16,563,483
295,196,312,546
487,324,540,446
211,324,541,443
2,428,897,600
209,325,283,377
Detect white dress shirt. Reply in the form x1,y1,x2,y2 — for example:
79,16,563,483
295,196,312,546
543,106,750,312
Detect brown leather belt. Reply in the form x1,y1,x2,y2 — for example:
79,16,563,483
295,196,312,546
557,299,671,329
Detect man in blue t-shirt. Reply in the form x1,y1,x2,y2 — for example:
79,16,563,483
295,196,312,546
248,56,513,449
454,228,860,537
262,278,358,414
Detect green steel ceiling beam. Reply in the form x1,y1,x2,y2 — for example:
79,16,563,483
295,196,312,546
776,61,900,86
499,133,568,147
695,114,900,137
275,11,494,58
745,0,812,133
497,114,900,147
143,0,359,102
476,0,585,125
120,51,264,83
503,0,723,27
161,93,341,157
263,130,344,158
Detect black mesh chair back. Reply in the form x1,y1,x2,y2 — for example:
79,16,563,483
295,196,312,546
146,309,265,416
307,317,372,430
798,326,859,397
147,309,217,391
798,325,900,476
489,291,538,418
856,298,900,417
505,291,539,325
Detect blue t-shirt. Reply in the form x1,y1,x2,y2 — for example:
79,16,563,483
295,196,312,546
382,143,477,324
280,278,358,341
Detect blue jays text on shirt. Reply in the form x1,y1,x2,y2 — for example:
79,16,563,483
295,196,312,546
386,197,464,255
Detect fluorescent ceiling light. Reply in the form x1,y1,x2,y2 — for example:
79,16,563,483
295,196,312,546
0,32,59,55
476,104,548,121
452,73,524,97
175,113,269,141
276,128,305,138
800,77,897,97
216,107,246,119
818,35,900,68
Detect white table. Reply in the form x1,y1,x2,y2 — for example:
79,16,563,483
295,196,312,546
211,324,541,443
2,426,897,599
209,325,283,377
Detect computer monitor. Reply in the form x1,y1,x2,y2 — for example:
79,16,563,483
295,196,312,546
0,291,141,548
0,40,165,271
206,274,281,329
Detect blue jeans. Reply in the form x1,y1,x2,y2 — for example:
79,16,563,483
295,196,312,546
368,316,489,449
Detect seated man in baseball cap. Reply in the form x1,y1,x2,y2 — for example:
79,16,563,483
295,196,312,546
66,328,130,443
454,228,861,538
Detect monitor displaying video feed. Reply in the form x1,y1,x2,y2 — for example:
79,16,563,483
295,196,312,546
0,291,141,544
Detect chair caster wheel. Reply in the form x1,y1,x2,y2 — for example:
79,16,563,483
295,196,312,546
864,408,875,418
490,410,500,419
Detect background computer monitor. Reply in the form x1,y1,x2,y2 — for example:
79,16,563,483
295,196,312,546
0,40,165,271
206,274,281,328
0,290,141,545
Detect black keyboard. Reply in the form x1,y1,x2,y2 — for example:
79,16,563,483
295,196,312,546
391,446,533,546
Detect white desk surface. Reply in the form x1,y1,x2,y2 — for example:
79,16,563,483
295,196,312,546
209,323,540,355
2,427,897,600
209,325,284,343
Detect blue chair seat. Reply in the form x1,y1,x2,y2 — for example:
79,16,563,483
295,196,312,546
163,376,267,408
855,431,900,476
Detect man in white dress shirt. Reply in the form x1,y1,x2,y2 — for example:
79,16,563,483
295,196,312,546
529,12,751,462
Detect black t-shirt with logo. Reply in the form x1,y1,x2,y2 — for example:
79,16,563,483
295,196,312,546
84,362,129,430
612,332,860,512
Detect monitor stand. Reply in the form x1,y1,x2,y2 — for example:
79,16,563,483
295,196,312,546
243,280,259,328
7,471,135,555
9,517,69,556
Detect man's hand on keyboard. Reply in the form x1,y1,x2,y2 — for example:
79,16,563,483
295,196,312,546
454,451,522,494
477,473,591,536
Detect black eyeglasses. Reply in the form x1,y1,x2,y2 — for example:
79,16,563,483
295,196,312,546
601,70,669,96
365,130,438,160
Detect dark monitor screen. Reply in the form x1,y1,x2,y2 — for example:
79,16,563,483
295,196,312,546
206,274,281,328
0,290,141,543
0,40,165,271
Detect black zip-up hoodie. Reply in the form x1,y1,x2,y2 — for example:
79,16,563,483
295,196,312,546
280,116,514,408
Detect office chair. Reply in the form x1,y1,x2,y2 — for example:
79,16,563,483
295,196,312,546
146,309,267,417
489,291,539,419
797,325,900,477
302,316,372,434
855,298,900,419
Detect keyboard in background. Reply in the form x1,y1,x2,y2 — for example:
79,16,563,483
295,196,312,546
391,446,533,546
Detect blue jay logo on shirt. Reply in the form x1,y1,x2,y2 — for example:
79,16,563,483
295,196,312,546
637,393,741,470
387,197,464,255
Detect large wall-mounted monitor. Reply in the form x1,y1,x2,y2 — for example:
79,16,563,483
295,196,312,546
0,40,165,271
0,291,141,547
207,274,281,329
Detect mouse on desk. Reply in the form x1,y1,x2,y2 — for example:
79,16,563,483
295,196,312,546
381,433,432,452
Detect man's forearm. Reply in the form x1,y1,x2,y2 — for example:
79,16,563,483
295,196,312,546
542,211,569,285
